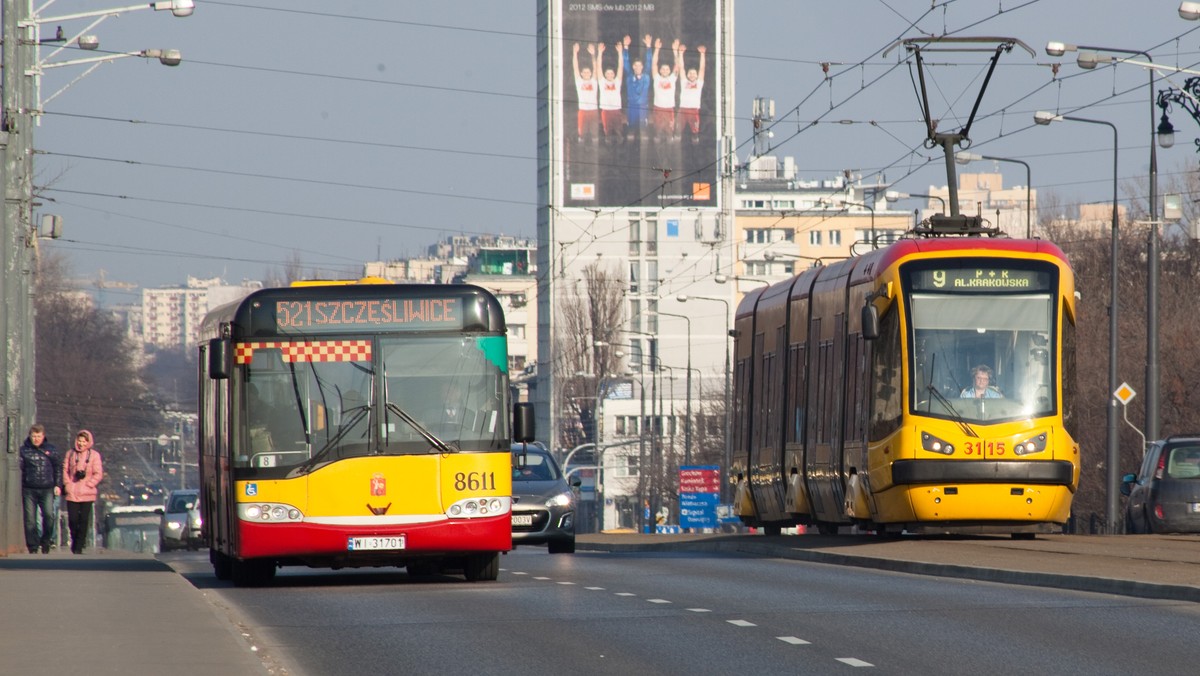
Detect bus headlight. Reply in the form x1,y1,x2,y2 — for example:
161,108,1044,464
447,496,510,519
921,431,955,455
238,502,303,522
1014,432,1048,456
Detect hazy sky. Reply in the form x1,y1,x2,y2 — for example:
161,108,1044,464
33,1,1200,304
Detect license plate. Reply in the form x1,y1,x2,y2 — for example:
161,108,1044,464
1189,503,1200,514
347,535,406,551
512,514,534,526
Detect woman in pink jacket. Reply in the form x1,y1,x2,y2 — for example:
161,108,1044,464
62,430,103,554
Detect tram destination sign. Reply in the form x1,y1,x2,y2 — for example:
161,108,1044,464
910,267,1050,291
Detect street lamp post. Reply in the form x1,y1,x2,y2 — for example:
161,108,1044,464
1034,111,1121,534
0,0,191,554
1046,40,1161,442
677,294,732,502
955,152,1033,238
655,310,692,465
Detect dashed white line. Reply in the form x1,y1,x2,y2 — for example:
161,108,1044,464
776,636,810,645
687,608,711,613
585,586,605,591
556,581,575,585
510,571,527,576
647,599,671,604
836,658,874,667
615,592,637,597
533,576,551,580
726,619,757,627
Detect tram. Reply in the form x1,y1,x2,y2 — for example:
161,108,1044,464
731,234,1079,536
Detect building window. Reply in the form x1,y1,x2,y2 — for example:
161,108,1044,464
629,262,640,294
829,230,842,246
646,260,658,294
809,231,822,246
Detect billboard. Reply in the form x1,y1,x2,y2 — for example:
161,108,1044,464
560,1,720,209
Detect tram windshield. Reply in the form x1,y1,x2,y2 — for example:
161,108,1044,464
903,262,1057,423
234,336,508,472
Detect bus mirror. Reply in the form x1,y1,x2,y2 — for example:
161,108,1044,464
208,338,231,380
862,304,879,340
512,402,535,443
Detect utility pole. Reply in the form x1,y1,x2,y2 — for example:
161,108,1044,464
1,0,33,555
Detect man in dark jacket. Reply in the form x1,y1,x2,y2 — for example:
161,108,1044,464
18,424,61,554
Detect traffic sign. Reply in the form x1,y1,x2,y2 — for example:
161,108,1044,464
1114,382,1136,405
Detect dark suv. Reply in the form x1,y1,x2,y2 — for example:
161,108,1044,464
1122,435,1200,534
511,442,578,554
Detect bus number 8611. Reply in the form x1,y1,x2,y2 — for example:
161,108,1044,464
455,472,496,491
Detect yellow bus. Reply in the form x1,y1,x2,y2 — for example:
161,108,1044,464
198,282,533,585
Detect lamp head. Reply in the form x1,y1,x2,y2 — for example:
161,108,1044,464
1045,41,1075,57
1181,2,1200,20
676,295,689,302
1033,111,1061,126
1076,50,1100,69
955,152,982,165
1157,113,1176,149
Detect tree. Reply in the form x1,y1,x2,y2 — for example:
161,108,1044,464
34,251,164,447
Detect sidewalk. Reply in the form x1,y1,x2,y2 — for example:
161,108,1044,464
0,549,271,676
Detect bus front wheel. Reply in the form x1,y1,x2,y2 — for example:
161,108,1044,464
211,549,232,581
463,552,499,582
231,558,277,587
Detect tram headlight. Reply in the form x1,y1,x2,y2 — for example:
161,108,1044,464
921,431,955,455
1014,432,1048,456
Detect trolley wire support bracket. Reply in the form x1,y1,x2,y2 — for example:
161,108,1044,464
883,36,1035,223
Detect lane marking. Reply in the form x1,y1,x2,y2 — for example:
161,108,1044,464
687,608,711,613
556,581,575,585
647,599,671,604
533,576,551,580
727,619,757,627
777,636,811,645
836,658,874,667
585,586,605,591
615,592,637,597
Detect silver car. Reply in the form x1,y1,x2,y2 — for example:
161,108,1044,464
160,489,203,551
511,443,578,554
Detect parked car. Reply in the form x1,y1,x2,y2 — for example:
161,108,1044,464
1122,435,1200,534
511,442,578,554
160,488,203,551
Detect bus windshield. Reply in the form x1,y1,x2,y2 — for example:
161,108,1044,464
234,335,508,472
904,262,1057,423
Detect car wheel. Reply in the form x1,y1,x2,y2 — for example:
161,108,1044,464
548,537,575,554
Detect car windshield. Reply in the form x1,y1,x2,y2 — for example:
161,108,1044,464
513,451,561,481
169,495,195,512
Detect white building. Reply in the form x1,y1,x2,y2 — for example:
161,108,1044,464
141,277,261,350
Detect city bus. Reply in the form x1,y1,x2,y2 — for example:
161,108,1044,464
198,281,533,586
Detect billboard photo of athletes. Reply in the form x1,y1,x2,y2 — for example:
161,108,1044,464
560,0,719,210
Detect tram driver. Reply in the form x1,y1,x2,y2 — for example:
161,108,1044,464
960,364,1003,399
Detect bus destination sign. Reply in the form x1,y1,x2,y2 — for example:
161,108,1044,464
273,297,463,332
911,267,1049,291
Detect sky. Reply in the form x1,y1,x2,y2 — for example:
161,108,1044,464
31,0,1200,305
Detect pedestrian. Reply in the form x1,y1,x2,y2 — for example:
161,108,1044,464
18,424,62,554
63,429,103,555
